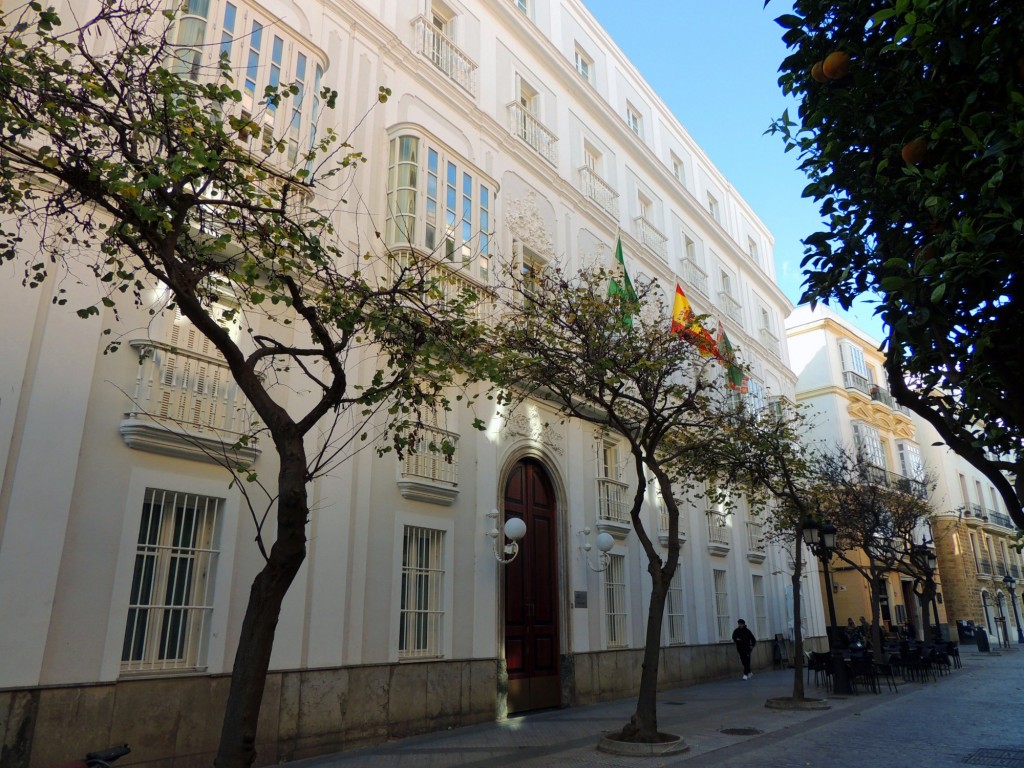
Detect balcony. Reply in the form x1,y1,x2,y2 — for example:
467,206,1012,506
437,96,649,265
506,102,558,165
658,507,686,546
578,165,619,218
717,291,742,326
746,521,766,563
989,511,1013,529
758,327,781,358
862,465,928,498
843,370,871,395
412,15,478,96
120,340,260,465
681,258,708,297
389,249,495,322
397,426,459,505
597,477,631,533
633,216,668,260
706,510,730,556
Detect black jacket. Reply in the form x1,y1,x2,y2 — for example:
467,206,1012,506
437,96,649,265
732,625,756,650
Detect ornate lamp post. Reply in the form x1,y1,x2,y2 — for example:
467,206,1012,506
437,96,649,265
911,542,940,644
803,519,851,693
1002,574,1024,644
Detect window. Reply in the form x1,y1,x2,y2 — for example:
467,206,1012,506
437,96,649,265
959,473,970,507
517,75,539,116
598,440,628,523
752,574,768,639
713,568,730,642
720,269,733,297
671,152,686,186
838,341,869,377
584,142,600,172
852,421,886,469
399,525,445,658
385,133,493,282
121,489,221,673
169,0,325,166
574,45,593,83
746,378,767,413
637,193,652,221
897,441,924,481
747,237,759,264
604,553,628,647
626,102,642,137
517,241,545,297
707,192,720,223
514,0,530,14
666,568,686,645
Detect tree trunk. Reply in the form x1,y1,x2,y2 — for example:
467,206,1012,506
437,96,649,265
215,440,309,768
791,531,806,700
617,565,669,742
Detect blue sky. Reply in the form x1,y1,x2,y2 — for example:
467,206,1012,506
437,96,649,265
582,0,885,341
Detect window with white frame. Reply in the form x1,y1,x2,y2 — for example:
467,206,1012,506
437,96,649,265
707,192,720,223
517,74,539,117
604,553,628,648
666,567,686,645
626,102,643,137
752,574,768,639
574,44,593,83
713,568,731,642
897,441,924,481
598,440,628,523
747,237,759,264
121,489,222,673
838,340,869,377
399,525,446,658
170,0,325,165
671,152,686,186
385,133,493,282
852,421,886,469
746,378,767,413
514,0,530,15
959,473,971,507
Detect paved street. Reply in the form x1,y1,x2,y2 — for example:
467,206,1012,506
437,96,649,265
286,648,1024,768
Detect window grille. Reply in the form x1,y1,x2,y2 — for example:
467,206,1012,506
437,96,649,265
713,569,730,642
666,568,686,645
752,574,768,639
399,526,446,658
605,554,628,648
121,489,221,673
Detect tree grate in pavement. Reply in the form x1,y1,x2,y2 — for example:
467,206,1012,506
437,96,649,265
964,748,1024,767
720,728,763,736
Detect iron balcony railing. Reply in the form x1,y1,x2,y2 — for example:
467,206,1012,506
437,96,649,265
746,521,766,552
506,102,558,165
412,15,478,96
401,426,458,486
990,511,1013,528
578,165,619,218
707,511,730,545
633,216,668,260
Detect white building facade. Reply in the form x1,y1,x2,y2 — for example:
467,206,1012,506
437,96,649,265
0,0,816,764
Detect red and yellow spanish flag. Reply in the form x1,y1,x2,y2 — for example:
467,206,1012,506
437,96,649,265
671,284,718,357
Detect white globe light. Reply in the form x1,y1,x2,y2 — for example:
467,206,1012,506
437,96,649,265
595,532,615,553
504,516,527,542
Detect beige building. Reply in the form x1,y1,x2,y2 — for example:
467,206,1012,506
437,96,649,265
785,306,948,641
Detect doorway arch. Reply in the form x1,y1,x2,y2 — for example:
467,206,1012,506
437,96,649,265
503,457,561,713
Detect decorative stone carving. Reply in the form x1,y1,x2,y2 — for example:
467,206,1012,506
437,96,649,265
501,407,564,455
505,192,554,259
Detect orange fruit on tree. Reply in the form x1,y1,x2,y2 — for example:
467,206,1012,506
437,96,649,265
901,138,928,165
811,61,828,83
822,51,851,80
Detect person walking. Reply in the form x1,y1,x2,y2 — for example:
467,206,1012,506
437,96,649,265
732,619,757,680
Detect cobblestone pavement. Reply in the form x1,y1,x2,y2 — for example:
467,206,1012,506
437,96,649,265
285,648,1024,768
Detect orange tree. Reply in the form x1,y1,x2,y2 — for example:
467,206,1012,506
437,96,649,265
0,2,495,766
496,267,737,744
770,0,1024,527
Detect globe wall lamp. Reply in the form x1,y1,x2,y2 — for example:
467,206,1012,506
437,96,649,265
486,508,527,564
580,527,615,572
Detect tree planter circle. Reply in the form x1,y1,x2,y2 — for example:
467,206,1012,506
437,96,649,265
764,696,830,711
597,733,688,757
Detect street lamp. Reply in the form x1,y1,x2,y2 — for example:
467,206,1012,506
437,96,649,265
1002,574,1024,644
803,518,851,694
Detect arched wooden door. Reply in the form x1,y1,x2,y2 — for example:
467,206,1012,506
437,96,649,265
504,458,560,713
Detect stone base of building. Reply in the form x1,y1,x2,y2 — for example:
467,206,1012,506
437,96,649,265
1,642,781,768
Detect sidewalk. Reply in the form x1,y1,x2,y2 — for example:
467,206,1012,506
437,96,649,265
284,647,1024,768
